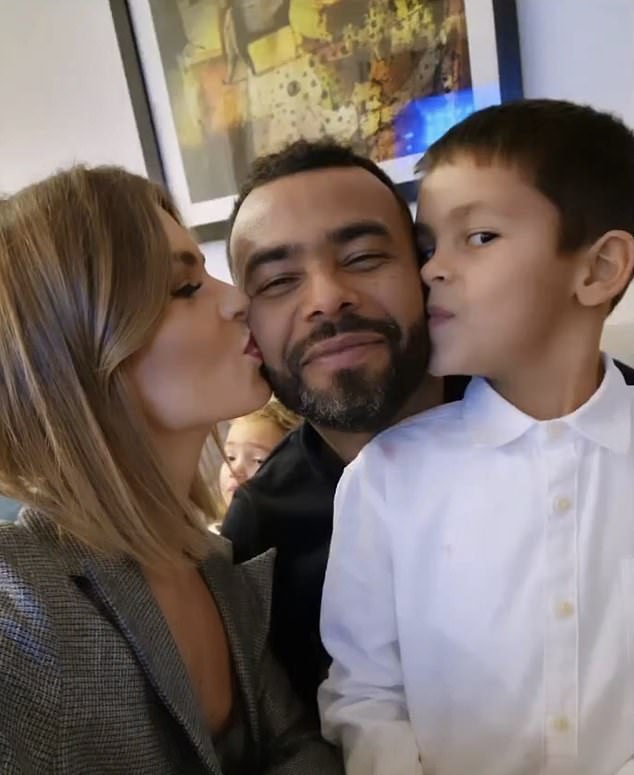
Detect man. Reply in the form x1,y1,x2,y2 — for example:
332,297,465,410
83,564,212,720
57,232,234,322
222,139,634,710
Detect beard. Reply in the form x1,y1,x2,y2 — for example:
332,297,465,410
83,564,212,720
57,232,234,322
262,311,430,433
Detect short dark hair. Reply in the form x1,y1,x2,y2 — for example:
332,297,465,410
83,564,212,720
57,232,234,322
227,139,415,276
418,98,634,253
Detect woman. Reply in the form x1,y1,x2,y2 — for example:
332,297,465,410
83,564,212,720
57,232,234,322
0,166,342,774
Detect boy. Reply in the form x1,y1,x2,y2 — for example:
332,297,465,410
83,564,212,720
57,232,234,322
319,100,634,775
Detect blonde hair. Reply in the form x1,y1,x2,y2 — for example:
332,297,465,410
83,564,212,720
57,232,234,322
0,166,216,568
212,399,300,520
232,397,300,436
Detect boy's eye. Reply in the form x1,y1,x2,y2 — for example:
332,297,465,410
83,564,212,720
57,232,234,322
225,455,236,463
171,282,202,299
419,245,436,263
467,231,498,247
414,225,436,263
254,457,265,466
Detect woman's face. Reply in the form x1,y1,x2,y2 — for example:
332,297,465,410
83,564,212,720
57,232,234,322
219,417,286,505
128,208,271,438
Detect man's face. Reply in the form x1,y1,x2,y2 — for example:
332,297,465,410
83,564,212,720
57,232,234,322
230,167,429,432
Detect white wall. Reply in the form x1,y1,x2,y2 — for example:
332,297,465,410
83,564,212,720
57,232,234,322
0,0,146,192
200,239,232,283
0,0,232,280
516,0,634,331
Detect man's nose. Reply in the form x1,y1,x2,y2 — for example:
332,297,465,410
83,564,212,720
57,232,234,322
301,269,360,322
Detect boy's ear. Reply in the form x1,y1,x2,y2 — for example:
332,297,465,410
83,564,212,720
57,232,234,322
575,230,634,308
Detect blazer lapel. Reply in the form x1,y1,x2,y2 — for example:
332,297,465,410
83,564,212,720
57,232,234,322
18,510,275,775
199,547,277,758
83,557,222,775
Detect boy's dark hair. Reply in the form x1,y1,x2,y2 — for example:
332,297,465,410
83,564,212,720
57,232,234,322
227,139,415,275
418,98,634,254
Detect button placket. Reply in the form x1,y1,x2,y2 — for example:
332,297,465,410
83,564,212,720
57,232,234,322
540,428,579,760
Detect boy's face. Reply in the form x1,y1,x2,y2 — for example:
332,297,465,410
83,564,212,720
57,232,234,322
418,157,580,379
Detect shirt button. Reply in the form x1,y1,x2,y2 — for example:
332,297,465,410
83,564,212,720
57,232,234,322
553,496,572,515
552,715,570,733
555,600,575,619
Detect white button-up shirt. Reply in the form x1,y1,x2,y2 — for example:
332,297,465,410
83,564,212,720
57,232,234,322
320,358,634,775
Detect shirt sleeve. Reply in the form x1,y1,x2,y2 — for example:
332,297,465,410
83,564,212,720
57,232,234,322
318,447,423,775
221,486,265,562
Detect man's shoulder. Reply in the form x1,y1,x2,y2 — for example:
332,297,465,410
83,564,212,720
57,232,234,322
222,423,336,556
241,425,311,495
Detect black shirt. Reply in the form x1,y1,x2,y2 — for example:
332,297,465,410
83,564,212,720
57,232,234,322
221,363,634,710
222,421,342,711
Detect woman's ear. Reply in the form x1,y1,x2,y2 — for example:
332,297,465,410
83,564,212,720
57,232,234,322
575,230,634,309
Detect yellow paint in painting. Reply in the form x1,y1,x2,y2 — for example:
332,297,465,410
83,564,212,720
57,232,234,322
351,81,373,104
178,1,223,63
391,11,428,50
359,109,381,139
248,26,298,75
211,85,248,132
289,0,332,42
394,0,410,19
381,105,398,126
169,68,204,147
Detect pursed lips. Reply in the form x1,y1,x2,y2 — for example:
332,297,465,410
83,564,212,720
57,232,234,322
426,305,455,326
301,332,386,367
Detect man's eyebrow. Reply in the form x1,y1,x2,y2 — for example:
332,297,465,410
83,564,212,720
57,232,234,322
243,243,299,285
326,220,391,244
172,249,205,267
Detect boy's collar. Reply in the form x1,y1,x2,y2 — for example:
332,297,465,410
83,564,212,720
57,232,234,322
462,356,631,453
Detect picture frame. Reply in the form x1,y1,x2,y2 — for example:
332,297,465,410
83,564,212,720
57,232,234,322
110,0,522,240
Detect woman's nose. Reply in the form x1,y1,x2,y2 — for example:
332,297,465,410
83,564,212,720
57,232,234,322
216,278,249,322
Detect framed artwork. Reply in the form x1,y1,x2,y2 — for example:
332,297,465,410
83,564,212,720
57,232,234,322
111,0,522,235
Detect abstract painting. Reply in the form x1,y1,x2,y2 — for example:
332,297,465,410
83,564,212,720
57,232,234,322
117,0,521,225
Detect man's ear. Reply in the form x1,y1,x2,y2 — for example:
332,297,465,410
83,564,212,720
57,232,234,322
575,230,634,308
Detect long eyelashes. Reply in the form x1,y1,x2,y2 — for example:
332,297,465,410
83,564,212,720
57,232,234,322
171,282,202,299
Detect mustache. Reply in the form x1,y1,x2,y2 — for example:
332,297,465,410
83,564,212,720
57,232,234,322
285,313,402,373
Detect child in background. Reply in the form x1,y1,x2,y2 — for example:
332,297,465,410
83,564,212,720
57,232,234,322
219,399,300,508
320,100,634,775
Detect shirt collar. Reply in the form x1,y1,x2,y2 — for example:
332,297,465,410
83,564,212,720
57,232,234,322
462,356,632,453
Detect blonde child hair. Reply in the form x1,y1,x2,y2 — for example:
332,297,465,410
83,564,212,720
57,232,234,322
213,399,301,523
239,398,300,436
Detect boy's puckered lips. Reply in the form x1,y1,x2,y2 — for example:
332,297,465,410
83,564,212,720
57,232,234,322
426,304,455,327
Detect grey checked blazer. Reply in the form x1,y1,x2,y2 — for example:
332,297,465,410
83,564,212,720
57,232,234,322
0,510,343,774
